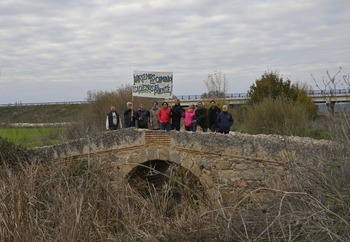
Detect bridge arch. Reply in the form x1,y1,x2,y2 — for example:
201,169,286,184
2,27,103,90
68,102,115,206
119,145,215,188
27,129,339,205
127,158,208,206
115,144,218,203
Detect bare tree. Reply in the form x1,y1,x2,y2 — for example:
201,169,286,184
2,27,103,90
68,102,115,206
202,70,228,99
311,67,344,115
343,73,350,87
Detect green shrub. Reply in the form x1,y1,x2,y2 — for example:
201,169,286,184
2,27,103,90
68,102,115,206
248,71,317,119
241,97,311,136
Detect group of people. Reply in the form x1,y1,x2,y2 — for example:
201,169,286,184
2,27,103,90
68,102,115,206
106,99,234,134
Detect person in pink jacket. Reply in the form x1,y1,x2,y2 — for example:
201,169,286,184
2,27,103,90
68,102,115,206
183,104,196,131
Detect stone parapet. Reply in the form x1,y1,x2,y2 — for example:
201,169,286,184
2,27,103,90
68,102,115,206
26,129,343,205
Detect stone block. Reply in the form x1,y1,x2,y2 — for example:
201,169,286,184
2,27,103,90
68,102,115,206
213,158,233,170
180,155,194,171
234,162,248,170
218,170,242,180
138,147,147,162
200,173,215,187
242,169,265,180
146,147,159,160
118,164,133,175
158,148,170,161
169,150,182,164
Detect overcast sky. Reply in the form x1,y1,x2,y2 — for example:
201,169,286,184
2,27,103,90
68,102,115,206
1,0,349,104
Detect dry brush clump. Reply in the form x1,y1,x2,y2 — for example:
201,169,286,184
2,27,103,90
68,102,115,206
0,137,30,169
2,154,349,241
60,85,133,140
2,113,350,241
0,156,241,241
60,85,163,141
227,114,350,241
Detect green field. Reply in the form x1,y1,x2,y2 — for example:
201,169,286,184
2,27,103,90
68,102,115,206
0,103,85,123
0,103,84,147
0,127,62,148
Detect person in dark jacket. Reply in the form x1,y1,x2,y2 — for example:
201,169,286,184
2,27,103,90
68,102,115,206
136,103,150,129
208,100,221,132
106,106,120,130
171,98,184,131
123,102,136,128
216,105,234,134
193,101,208,132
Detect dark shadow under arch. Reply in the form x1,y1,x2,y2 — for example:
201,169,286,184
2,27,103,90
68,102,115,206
127,159,207,209
128,159,171,189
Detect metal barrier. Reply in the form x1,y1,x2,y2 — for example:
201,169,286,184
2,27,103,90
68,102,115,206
0,101,89,107
1,89,350,107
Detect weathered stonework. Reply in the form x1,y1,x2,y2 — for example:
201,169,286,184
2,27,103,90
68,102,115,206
26,129,342,205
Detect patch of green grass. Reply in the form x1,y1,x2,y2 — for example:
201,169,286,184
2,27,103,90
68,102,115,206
0,104,86,123
0,127,62,148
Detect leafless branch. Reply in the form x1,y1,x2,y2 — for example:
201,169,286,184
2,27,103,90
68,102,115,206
343,74,350,87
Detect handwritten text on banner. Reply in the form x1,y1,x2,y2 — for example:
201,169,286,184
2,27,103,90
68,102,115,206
133,70,173,98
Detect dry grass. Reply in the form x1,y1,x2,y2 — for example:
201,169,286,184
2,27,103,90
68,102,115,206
1,138,350,241
61,85,164,141
0,157,237,241
1,89,350,241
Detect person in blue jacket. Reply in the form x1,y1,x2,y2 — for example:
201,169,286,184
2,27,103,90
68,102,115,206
216,105,234,134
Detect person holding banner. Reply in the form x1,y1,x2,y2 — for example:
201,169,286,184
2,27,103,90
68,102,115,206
136,103,150,129
123,102,136,128
171,98,184,131
158,102,171,131
150,101,160,130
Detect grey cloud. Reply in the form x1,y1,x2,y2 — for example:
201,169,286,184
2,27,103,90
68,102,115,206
0,0,349,103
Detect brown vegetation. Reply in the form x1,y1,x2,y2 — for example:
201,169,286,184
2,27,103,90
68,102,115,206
1,112,350,241
1,79,350,241
61,85,165,140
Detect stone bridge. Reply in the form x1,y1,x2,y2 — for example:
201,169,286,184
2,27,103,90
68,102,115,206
28,129,338,205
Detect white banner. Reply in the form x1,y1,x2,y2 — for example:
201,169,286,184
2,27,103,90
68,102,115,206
133,70,173,98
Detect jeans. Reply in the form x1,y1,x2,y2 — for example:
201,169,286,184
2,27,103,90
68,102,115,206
160,122,171,131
